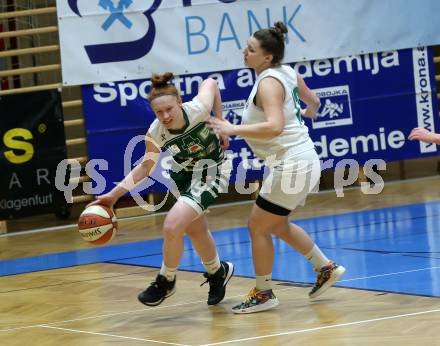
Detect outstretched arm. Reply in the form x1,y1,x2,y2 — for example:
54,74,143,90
209,77,285,140
197,78,229,149
408,128,440,145
197,78,223,120
89,136,161,208
297,74,320,119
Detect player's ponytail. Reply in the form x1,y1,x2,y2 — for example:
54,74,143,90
148,72,181,102
253,22,288,66
272,22,288,41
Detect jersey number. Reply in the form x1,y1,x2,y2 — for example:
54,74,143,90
291,87,303,125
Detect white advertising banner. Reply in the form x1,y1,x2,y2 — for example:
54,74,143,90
57,0,440,86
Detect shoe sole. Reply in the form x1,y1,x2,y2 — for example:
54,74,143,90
207,262,234,306
232,297,279,314
309,265,346,299
138,287,176,307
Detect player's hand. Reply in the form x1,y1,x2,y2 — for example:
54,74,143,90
208,117,236,137
408,127,437,144
87,193,117,209
219,133,230,150
301,108,318,120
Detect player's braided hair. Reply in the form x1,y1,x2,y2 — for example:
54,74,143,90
253,21,288,66
148,72,181,102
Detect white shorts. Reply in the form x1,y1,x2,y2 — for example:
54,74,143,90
258,148,321,213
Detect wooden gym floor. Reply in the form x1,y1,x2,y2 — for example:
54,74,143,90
1,177,440,345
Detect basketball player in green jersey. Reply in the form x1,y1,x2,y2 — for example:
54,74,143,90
92,72,234,307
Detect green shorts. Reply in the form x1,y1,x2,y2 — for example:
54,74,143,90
170,161,231,214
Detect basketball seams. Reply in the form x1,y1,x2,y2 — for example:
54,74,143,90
77,204,117,245
93,229,115,244
78,223,114,241
78,214,113,228
78,223,113,234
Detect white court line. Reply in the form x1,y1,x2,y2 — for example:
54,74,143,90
339,266,440,283
2,265,440,333
0,298,206,332
198,308,440,346
40,325,190,346
0,199,254,238
5,174,440,238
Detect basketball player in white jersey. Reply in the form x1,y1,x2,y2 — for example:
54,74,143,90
209,22,346,313
91,73,234,308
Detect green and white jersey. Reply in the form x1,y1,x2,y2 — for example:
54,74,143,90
148,97,224,172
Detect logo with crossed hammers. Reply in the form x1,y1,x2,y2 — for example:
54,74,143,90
98,0,133,31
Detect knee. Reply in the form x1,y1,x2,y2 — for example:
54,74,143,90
271,222,289,238
162,221,184,241
248,218,258,234
185,227,202,238
248,218,285,238
248,218,268,238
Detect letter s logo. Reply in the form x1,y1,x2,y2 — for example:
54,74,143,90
3,128,34,164
67,0,163,64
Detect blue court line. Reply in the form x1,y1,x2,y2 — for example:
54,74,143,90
1,200,440,297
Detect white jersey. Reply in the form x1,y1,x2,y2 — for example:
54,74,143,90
242,65,315,160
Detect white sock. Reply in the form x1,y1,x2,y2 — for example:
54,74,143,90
159,262,177,282
305,244,330,269
256,273,272,291
202,254,221,274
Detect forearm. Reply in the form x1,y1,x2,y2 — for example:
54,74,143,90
298,74,321,119
111,163,152,200
302,102,320,118
233,122,282,139
198,78,224,119
212,83,223,120
430,133,440,145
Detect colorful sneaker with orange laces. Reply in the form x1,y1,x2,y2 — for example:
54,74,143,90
309,261,346,298
232,287,279,314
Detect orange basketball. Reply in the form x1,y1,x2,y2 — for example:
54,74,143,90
78,205,118,245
